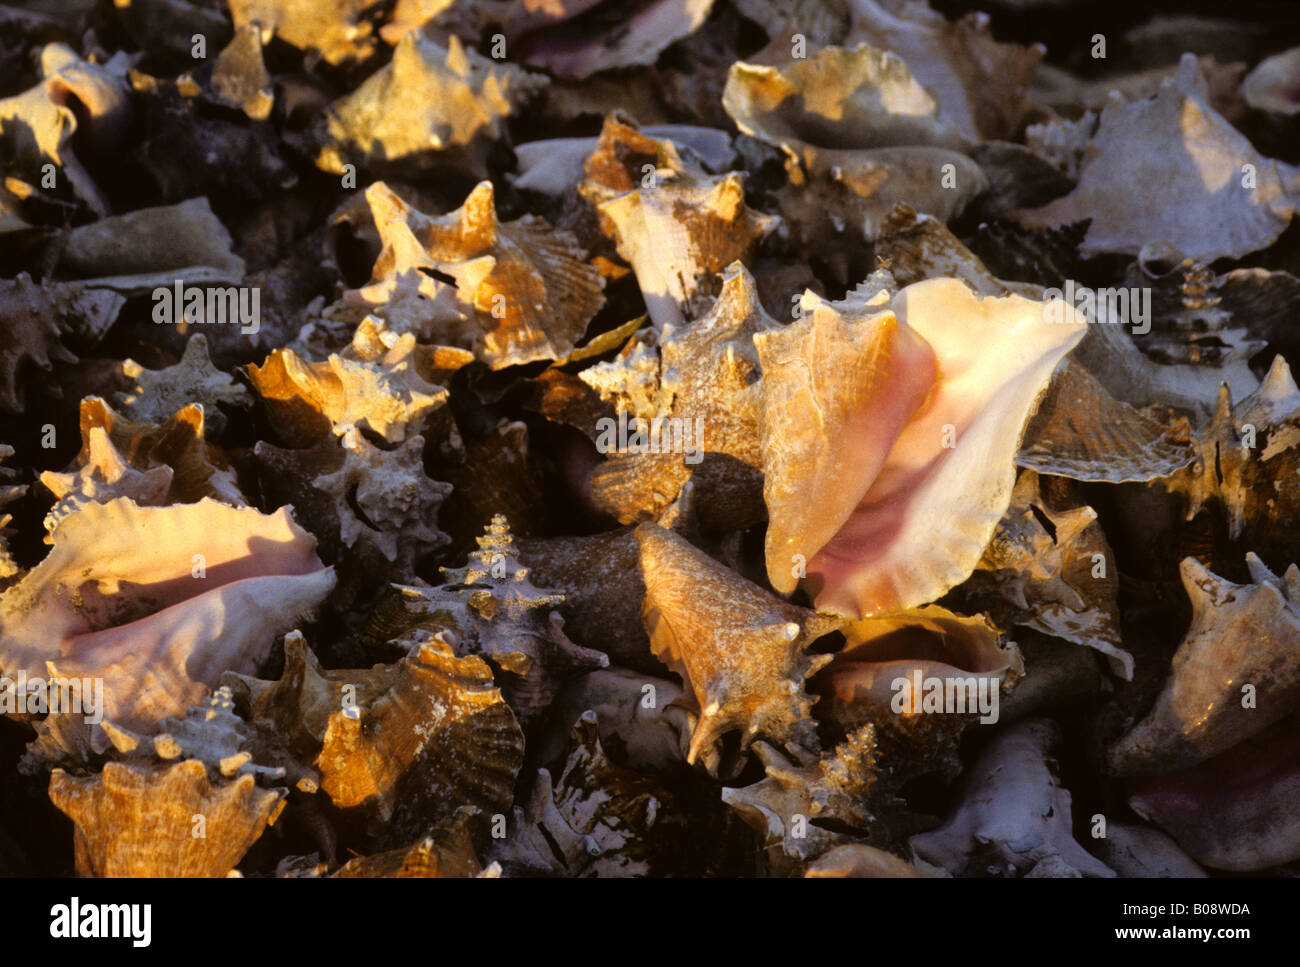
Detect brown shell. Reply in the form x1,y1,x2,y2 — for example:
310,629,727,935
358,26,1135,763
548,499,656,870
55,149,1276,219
332,805,486,878
636,522,838,766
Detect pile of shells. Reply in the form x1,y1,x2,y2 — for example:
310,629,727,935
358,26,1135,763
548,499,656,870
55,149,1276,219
2,0,1300,878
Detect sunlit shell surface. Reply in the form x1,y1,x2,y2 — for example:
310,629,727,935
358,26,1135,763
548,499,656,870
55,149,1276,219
757,277,1086,618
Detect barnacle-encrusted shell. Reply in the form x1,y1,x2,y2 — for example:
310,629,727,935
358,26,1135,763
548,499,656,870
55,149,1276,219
485,710,665,876
1019,55,1300,262
370,515,609,730
49,758,286,877
0,498,335,742
1108,555,1300,776
115,335,252,434
579,116,779,330
333,805,486,878
314,33,546,178
636,522,838,765
312,426,452,567
353,180,605,368
909,718,1115,877
756,277,1086,618
720,726,880,872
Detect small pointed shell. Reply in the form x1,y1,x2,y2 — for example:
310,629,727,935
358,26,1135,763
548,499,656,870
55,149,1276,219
636,523,838,765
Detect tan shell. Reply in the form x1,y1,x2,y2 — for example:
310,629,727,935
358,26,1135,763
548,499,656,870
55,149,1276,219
579,116,779,329
972,470,1131,679
720,726,879,872
484,710,665,876
0,498,335,745
368,515,609,731
722,46,970,173
909,718,1115,878
49,758,285,877
230,0,379,65
75,396,242,505
636,522,838,766
1019,55,1300,262
314,33,546,177
55,197,245,290
225,630,525,844
354,180,605,368
1108,555,1300,776
206,23,274,121
115,335,252,435
755,277,1086,618
578,262,775,527
844,0,1043,142
248,342,450,447
1018,361,1194,483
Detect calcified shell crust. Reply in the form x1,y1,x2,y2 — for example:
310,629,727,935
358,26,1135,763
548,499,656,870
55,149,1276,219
4,0,1300,883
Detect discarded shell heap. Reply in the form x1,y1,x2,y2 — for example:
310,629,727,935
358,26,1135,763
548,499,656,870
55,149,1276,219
1,0,1299,879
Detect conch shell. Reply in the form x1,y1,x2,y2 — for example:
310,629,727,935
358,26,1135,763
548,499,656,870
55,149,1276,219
636,523,838,765
1108,555,1300,776
757,277,1086,618
909,718,1115,877
1019,55,1300,262
0,498,335,743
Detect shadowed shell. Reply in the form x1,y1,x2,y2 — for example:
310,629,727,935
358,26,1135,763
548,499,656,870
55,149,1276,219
333,805,486,878
909,718,1115,877
1108,555,1300,776
0,445,28,580
368,515,609,731
636,522,839,766
484,710,666,876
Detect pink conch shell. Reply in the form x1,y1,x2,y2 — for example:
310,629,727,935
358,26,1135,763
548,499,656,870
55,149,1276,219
757,277,1087,618
520,0,715,79
0,498,336,741
1019,55,1300,262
